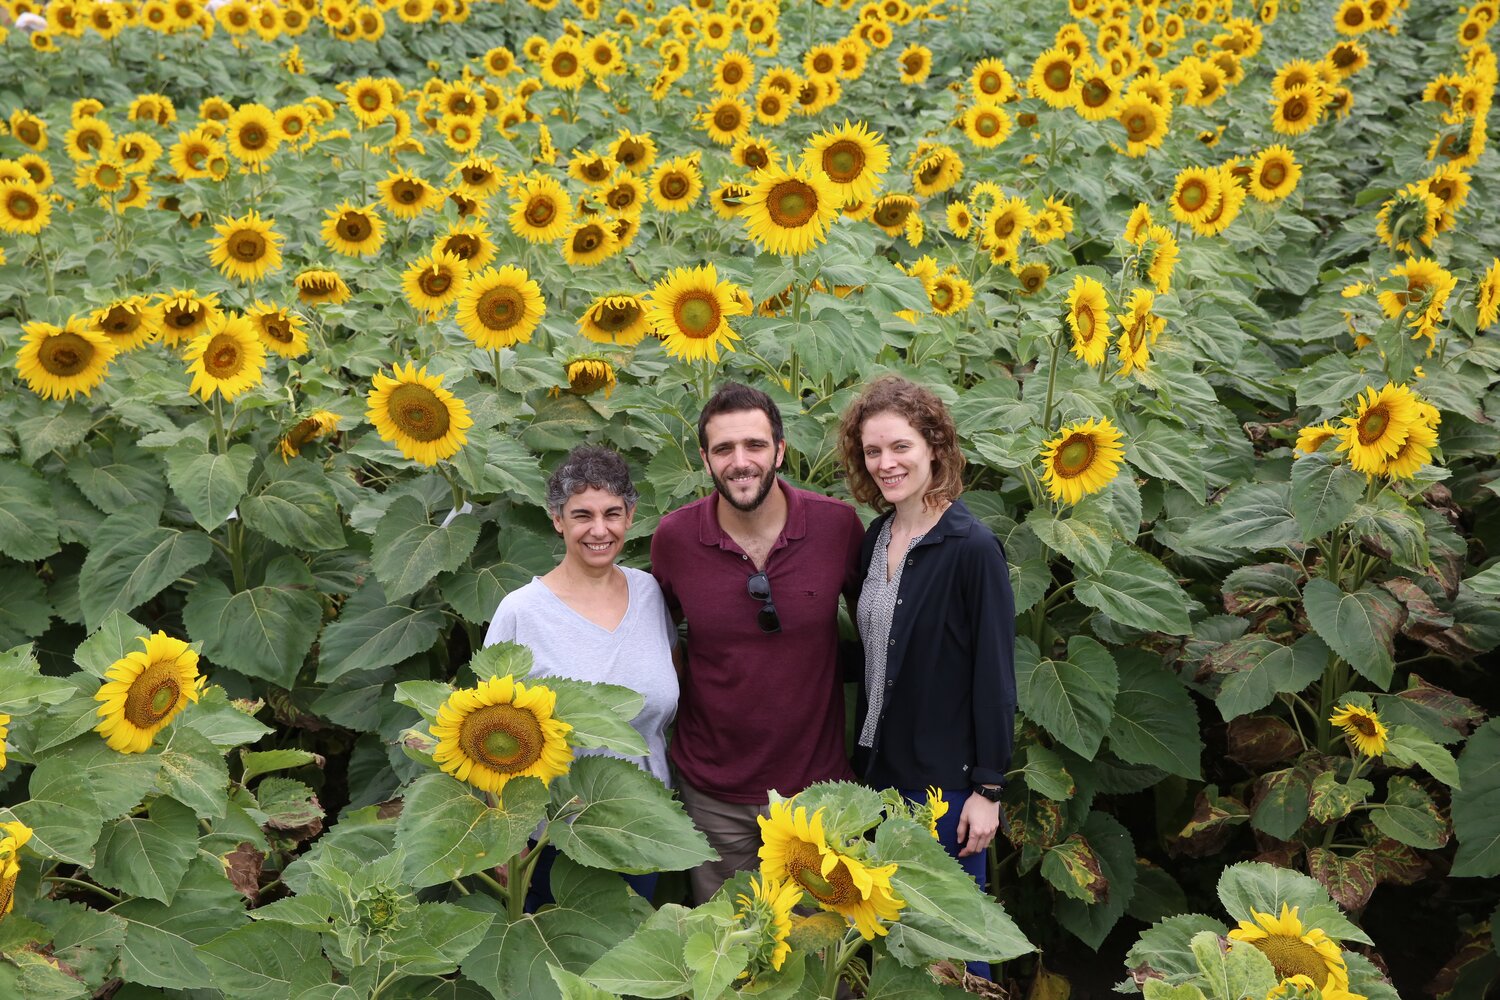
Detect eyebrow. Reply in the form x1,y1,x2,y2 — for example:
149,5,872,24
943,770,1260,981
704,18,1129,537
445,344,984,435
568,505,627,515
710,437,772,450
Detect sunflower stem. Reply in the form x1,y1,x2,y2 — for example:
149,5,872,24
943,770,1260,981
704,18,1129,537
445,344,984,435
821,928,863,998
43,875,121,904
474,867,508,901
34,231,55,299
1040,321,1064,434
490,348,504,390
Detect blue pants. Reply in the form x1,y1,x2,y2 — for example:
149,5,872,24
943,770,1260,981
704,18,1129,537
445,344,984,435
523,843,658,912
900,787,991,981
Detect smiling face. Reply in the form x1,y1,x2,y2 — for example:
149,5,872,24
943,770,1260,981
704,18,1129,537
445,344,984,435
701,409,785,513
553,486,633,570
861,410,935,511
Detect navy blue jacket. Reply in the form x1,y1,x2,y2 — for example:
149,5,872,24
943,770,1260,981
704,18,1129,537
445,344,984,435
851,499,1018,792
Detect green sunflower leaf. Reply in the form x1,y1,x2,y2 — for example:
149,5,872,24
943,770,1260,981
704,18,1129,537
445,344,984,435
549,756,715,874
371,494,481,602
78,514,213,631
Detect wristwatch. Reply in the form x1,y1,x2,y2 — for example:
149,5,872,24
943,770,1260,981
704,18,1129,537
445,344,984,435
973,784,1003,803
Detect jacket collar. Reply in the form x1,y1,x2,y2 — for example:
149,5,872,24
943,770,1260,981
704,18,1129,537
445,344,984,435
875,497,975,544
697,477,807,547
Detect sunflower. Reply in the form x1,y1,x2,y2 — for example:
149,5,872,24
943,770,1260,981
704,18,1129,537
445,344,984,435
870,193,918,236
1013,262,1049,297
438,220,498,271
1271,85,1323,136
910,144,964,197
207,210,283,284
898,43,932,84
1382,417,1439,480
736,874,802,973
1295,422,1339,456
755,83,795,126
920,786,949,840
1478,258,1500,329
225,103,281,168
1040,417,1125,504
1378,258,1456,345
242,301,308,358
322,202,385,257
1335,383,1420,475
556,355,617,398
741,165,841,256
757,801,905,941
93,632,205,755
961,103,1012,149
2,821,33,916
927,271,974,314
649,155,703,212
169,128,224,179
946,200,974,238
713,50,756,94
0,180,51,236
457,266,546,348
92,295,163,352
401,250,469,315
609,128,658,174
64,118,114,161
569,152,617,187
562,218,619,266
647,263,746,363
1374,184,1441,254
542,37,587,90
1118,94,1168,156
366,362,473,465
1333,0,1371,35
579,293,651,345
980,196,1033,254
802,120,889,205
703,96,753,146
16,154,52,191
971,57,1015,101
1424,163,1471,231
1228,905,1350,992
1066,276,1110,366
183,313,267,402
377,169,441,219
1249,145,1301,201
15,319,117,401
430,675,572,795
1134,224,1179,295
1169,166,1222,228
159,289,220,345
295,268,352,306
1037,196,1075,242
278,410,341,462
1116,288,1165,377
8,111,47,151
494,175,566,244
0,718,9,773
1072,65,1121,121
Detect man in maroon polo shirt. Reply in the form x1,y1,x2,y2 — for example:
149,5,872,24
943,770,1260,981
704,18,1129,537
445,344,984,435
651,382,865,904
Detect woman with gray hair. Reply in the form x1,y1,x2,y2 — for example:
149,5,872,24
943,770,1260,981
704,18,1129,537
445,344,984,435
483,445,678,907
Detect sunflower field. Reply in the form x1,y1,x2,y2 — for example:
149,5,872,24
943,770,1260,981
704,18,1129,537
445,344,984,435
2,0,1500,994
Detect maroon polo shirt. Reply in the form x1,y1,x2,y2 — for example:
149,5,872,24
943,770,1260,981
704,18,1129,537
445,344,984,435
651,479,864,804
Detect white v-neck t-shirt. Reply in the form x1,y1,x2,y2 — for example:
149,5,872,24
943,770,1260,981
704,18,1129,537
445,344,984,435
483,566,678,787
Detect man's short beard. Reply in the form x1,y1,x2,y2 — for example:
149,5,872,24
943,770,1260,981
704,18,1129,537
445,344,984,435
712,465,778,512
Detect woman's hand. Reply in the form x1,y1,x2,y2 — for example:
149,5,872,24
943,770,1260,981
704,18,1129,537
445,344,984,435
955,792,1002,858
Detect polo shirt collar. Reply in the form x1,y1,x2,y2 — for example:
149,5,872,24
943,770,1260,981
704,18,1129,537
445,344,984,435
698,477,806,546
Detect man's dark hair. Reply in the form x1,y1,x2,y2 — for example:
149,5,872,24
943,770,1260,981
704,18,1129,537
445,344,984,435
696,381,785,450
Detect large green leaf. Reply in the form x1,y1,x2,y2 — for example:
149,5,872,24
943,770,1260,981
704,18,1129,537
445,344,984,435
66,444,167,516
1216,862,1372,945
394,773,549,887
1074,548,1193,635
72,610,151,679
1025,500,1115,575
1382,724,1460,788
373,903,494,978
111,855,249,990
1290,454,1363,541
182,563,323,688
200,922,333,999
1054,811,1137,950
1106,650,1202,779
90,796,199,904
317,581,446,682
549,756,716,874
1126,421,1206,501
465,859,640,1000
1207,633,1328,722
0,463,60,560
1302,578,1403,689
0,645,76,715
1452,718,1500,877
545,677,648,757
163,442,255,531
874,817,1034,966
1369,776,1448,849
78,513,213,631
371,495,482,602
582,902,718,999
239,459,346,551
0,568,52,647
154,725,231,820
1015,635,1119,759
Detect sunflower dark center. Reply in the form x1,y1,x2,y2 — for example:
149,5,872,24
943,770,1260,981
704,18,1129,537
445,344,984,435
595,302,639,331
714,106,742,131
1284,96,1308,120
573,225,605,253
6,189,39,220
977,112,1001,137
241,125,267,149
980,70,1003,93
1249,936,1330,985
123,659,183,728
230,232,266,261
661,172,690,199
1045,62,1073,91
1180,180,1209,211
723,63,744,83
419,268,453,296
932,282,954,308
553,53,579,75
39,332,94,376
476,284,524,330
204,334,244,376
1055,435,1096,477
674,293,720,337
386,382,451,441
582,160,609,181
1262,161,1288,187
786,840,857,906
769,180,817,227
1358,405,1391,444
459,702,544,772
339,213,372,240
874,200,910,227
261,315,293,341
101,306,140,335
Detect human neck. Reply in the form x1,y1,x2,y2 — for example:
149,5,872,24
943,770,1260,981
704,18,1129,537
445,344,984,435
553,554,620,589
716,478,787,536
891,495,945,534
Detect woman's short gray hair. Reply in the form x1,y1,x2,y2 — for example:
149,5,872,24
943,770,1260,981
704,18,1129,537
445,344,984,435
546,446,639,516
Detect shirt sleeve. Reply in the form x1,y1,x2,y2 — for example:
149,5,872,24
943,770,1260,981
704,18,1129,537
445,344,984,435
482,594,519,647
965,532,1018,787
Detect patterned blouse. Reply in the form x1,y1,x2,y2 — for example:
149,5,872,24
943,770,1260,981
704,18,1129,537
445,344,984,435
856,517,926,749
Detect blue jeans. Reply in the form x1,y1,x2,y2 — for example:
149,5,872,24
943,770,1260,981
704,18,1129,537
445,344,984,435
900,787,991,981
522,843,658,912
